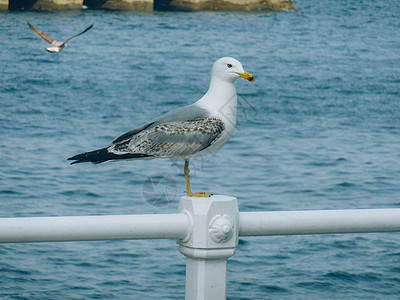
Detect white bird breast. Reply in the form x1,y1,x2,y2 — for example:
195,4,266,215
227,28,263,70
46,47,60,53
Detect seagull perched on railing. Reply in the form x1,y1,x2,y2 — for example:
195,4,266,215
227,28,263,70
68,57,254,197
27,22,93,53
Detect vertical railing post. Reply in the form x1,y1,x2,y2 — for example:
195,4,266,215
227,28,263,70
178,195,239,300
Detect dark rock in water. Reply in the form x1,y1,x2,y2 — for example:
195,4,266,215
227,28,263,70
155,0,297,11
6,0,296,11
9,0,83,10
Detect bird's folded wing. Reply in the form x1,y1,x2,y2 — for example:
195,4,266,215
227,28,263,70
110,117,225,158
112,121,156,144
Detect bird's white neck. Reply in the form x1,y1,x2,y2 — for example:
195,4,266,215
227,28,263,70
195,77,238,123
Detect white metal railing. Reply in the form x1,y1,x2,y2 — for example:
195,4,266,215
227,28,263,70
1,195,400,300
0,213,189,243
239,208,400,236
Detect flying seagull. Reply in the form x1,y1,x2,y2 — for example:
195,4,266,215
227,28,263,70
68,57,254,197
28,22,93,53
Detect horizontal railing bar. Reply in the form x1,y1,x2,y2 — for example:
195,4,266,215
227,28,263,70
0,214,190,243
1,208,400,243
239,208,400,236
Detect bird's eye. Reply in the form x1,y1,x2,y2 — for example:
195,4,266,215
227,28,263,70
227,64,233,68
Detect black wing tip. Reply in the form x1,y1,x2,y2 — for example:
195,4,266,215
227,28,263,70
82,24,94,33
67,157,81,165
68,148,154,165
67,157,83,165
67,148,108,165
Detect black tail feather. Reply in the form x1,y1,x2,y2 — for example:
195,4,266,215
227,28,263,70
67,148,153,165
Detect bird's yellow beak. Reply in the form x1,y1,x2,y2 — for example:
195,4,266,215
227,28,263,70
237,71,255,82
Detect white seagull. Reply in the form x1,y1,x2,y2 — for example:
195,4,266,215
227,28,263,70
68,57,254,197
28,22,93,53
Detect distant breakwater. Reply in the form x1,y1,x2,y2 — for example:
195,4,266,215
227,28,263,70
2,0,296,11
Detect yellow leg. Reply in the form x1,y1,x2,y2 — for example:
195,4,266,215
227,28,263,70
184,159,211,197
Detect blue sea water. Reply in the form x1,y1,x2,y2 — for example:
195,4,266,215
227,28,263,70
1,0,400,298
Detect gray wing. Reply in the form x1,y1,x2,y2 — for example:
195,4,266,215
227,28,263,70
62,24,93,44
112,121,156,144
112,103,209,144
109,116,225,159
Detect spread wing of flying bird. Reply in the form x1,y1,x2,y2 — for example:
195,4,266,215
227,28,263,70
28,22,93,53
68,57,255,197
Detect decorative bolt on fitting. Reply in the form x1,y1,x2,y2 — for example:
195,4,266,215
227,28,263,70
209,214,234,243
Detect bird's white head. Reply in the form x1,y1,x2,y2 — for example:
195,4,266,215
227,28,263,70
211,57,255,83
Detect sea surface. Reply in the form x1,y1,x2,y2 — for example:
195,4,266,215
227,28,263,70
1,0,400,298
